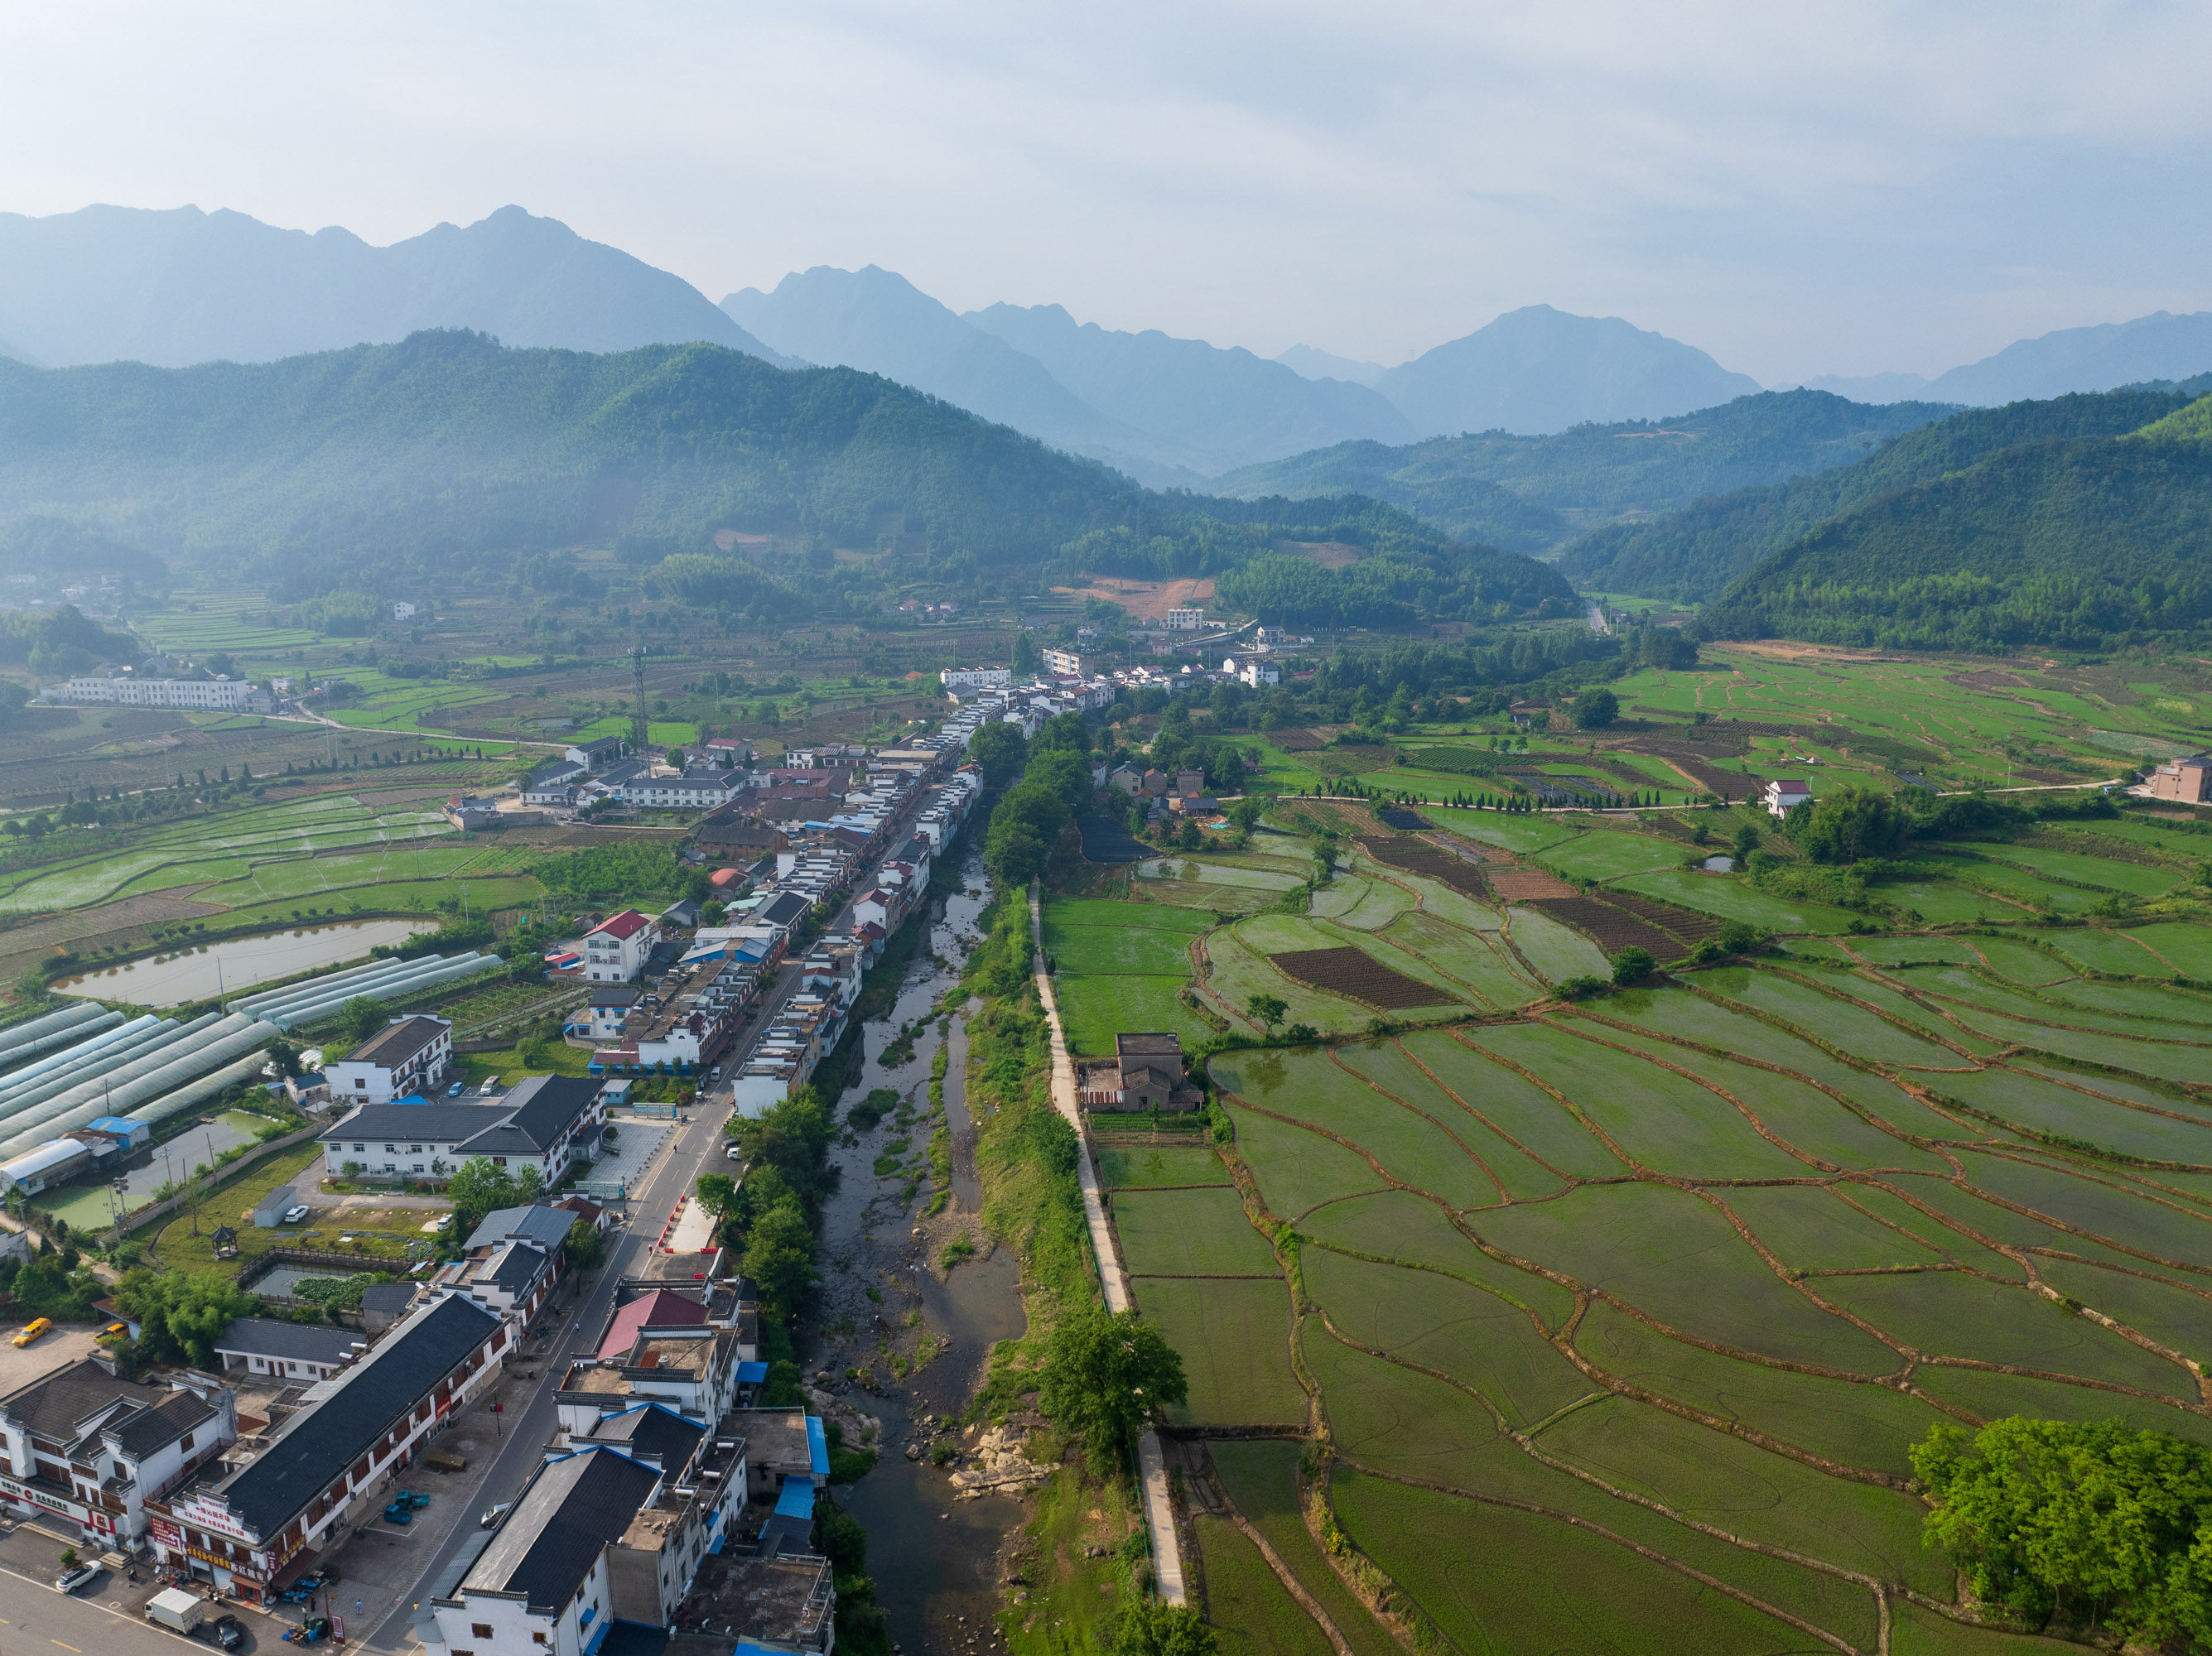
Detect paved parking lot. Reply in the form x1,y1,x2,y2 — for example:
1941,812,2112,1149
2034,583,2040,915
0,1325,102,1394
580,1114,672,1197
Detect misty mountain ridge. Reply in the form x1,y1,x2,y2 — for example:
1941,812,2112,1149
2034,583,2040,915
724,270,1414,479
0,203,798,370
1800,310,2212,407
1274,344,1386,387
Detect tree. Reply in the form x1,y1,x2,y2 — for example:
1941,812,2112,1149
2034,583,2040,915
338,996,387,1041
743,1201,817,1319
983,816,1050,893
1246,994,1288,1031
1034,711,1091,754
1731,820,1762,860
1610,946,1655,985
969,721,1026,790
1570,686,1619,729
1039,1307,1189,1461
1790,784,1909,864
1111,1598,1217,1656
563,1218,605,1271
1913,1416,2212,1643
112,1271,258,1368
446,1157,530,1244
693,1172,741,1238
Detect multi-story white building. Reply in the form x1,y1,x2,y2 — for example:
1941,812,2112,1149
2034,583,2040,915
62,675,262,711
335,1015,453,1105
582,911,659,983
149,1296,509,1605
0,1361,237,1549
629,768,745,811
941,667,1013,693
320,1076,610,1188
1165,607,1206,631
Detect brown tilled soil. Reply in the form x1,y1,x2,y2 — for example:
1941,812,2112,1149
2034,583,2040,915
1356,837,1492,899
1528,897,1685,959
1602,890,1723,945
1268,728,1323,752
1270,946,1458,1009
1486,867,1578,900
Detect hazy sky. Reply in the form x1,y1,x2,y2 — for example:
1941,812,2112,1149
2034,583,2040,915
4,2,2210,383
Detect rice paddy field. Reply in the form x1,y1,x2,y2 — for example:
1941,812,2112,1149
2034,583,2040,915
1047,670,2212,1653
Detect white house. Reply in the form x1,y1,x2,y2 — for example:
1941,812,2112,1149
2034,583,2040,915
320,1077,609,1188
62,675,260,712
941,667,1013,693
392,600,418,621
1236,658,1280,686
0,1360,237,1550
1763,777,1813,819
629,768,745,810
582,911,659,983
1165,607,1205,631
335,1015,453,1105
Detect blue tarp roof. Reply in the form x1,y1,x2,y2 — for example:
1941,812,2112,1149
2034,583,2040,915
773,1475,817,1519
806,1416,829,1478
735,1360,768,1384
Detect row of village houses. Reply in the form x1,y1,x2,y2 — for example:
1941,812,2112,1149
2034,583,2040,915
1,1204,836,1654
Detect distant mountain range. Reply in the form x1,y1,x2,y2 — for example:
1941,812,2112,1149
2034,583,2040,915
1212,389,1958,554
1799,312,2212,407
0,204,798,369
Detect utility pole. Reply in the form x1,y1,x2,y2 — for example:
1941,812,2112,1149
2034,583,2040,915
630,626,649,758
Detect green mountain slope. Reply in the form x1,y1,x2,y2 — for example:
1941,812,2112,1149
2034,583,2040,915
0,330,1573,626
1711,396,2212,650
1210,390,1953,553
1560,388,2196,600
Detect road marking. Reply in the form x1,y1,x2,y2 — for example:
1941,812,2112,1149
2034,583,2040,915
53,1639,81,1650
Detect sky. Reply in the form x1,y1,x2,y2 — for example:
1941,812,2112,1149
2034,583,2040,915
3,2,2210,384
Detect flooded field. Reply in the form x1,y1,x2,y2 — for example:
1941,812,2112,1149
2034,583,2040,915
55,917,438,1004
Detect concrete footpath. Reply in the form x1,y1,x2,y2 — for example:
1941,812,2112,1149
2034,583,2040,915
1028,881,1188,1608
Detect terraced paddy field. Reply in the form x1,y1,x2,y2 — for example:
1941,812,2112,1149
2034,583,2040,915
1062,792,2212,1654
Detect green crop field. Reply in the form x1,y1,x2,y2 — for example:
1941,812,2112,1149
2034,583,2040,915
1101,706,2212,1652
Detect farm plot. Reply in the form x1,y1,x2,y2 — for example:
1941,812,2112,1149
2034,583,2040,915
1526,895,1688,960
1056,974,1212,1057
1539,829,1688,882
1615,868,1863,934
1961,840,2185,897
1043,918,1195,976
1138,1277,1308,1427
1503,907,1610,983
1096,1144,1229,1188
1268,946,1459,1010
1352,836,1492,901
1113,1187,1279,1277
1371,912,1540,1009
1191,1515,1335,1656
1207,1443,1401,1656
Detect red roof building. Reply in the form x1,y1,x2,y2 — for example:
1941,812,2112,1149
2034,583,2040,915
596,1288,709,1360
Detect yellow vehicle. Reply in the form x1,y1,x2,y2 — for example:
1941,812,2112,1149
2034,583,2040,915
101,1321,128,1339
12,1318,51,1347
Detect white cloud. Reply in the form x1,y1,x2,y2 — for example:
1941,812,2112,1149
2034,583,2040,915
0,0,2207,383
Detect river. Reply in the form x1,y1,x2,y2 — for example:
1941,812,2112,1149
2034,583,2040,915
53,917,440,1005
807,850,1029,1655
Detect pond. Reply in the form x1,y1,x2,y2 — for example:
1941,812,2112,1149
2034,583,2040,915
1704,854,1737,872
54,918,441,1006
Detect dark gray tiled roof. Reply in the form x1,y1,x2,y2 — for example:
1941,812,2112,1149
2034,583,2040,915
347,1016,449,1069
213,1295,500,1539
465,1447,660,1613
110,1392,215,1456
0,1360,163,1447
466,1203,577,1254
322,1103,504,1144
501,1076,603,1151
214,1318,361,1368
584,1403,705,1471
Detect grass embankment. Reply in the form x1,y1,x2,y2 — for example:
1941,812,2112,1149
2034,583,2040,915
956,889,1148,1656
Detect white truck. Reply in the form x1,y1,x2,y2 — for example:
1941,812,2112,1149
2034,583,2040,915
147,1587,205,1635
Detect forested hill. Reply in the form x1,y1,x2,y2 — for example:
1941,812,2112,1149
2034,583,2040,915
1560,387,2201,601
1207,389,1955,552
0,330,1571,627
1711,393,2212,651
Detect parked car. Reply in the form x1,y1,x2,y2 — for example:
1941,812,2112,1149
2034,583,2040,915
100,1321,128,1338
725,1143,742,1159
56,1562,100,1594
282,1205,310,1224
12,1317,51,1347
209,1614,246,1649
480,1501,513,1528
446,1081,466,1097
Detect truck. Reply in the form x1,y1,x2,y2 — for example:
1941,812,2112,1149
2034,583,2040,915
425,1449,470,1473
147,1588,205,1635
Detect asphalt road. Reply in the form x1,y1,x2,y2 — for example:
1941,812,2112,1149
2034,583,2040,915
0,1556,211,1656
